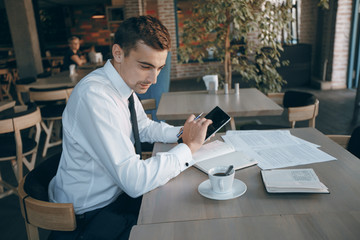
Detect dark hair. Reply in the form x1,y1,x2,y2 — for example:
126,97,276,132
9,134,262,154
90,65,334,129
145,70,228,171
114,15,171,56
68,36,79,43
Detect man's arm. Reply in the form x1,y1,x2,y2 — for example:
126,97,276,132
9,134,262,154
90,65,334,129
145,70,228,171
70,54,86,66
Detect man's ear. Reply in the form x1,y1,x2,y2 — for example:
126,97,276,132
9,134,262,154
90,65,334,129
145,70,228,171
112,44,124,63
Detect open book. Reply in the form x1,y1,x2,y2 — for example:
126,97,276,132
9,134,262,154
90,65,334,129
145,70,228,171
192,140,257,173
261,168,329,193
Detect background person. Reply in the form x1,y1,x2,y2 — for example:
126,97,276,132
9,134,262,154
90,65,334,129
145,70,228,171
49,16,212,240
62,36,87,71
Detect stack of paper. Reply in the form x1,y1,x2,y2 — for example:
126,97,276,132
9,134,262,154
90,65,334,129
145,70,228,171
192,140,257,173
261,168,329,193
222,130,336,170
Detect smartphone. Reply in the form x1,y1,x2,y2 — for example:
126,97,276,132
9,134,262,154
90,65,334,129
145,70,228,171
203,106,231,142
177,106,231,143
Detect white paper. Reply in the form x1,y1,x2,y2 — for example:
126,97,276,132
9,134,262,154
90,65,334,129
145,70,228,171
261,168,329,193
223,130,336,170
192,140,234,163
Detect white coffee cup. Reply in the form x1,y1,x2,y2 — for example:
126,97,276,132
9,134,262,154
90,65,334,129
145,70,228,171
208,166,235,194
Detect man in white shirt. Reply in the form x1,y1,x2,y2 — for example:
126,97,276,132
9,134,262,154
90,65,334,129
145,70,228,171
48,16,212,239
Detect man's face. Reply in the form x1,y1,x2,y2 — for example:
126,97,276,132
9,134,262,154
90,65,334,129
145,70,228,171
114,42,168,94
69,39,80,52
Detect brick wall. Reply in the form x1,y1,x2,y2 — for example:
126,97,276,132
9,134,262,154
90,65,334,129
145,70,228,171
155,0,222,80
70,6,110,47
299,0,318,76
330,0,352,88
125,0,143,18
300,0,353,89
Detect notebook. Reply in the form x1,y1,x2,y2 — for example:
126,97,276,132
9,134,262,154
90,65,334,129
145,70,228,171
261,168,329,193
193,141,258,173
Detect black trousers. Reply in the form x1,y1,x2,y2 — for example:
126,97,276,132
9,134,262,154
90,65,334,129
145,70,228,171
49,193,142,240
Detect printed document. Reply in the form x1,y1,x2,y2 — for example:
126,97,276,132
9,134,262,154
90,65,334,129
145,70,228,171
261,168,329,193
222,130,336,170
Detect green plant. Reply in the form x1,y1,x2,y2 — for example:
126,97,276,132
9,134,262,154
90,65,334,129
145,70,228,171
178,0,327,94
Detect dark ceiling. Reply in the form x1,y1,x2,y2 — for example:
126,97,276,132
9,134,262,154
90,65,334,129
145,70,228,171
0,0,112,9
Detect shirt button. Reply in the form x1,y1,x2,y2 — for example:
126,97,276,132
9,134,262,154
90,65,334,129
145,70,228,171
185,162,189,167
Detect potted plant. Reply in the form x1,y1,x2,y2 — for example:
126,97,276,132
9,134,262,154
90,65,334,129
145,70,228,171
178,0,329,94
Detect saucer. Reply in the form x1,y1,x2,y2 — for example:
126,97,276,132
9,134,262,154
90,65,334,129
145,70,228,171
198,179,247,200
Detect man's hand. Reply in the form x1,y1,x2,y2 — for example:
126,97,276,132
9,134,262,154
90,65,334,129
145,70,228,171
181,114,212,154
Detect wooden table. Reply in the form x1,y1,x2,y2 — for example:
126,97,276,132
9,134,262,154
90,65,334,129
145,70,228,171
132,128,360,239
156,89,283,129
131,211,360,240
15,69,92,105
78,62,105,69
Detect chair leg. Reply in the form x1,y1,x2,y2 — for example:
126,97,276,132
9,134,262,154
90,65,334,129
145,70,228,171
25,222,40,240
0,172,3,193
11,159,19,182
309,118,316,128
22,155,36,173
0,180,17,199
41,120,53,157
0,172,17,199
41,120,62,157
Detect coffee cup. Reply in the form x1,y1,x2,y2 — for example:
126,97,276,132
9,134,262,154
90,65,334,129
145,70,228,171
208,166,235,194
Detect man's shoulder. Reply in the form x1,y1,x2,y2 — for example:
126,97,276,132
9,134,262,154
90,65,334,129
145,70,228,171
75,70,116,98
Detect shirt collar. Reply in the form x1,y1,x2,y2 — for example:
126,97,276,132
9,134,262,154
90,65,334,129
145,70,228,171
103,59,133,100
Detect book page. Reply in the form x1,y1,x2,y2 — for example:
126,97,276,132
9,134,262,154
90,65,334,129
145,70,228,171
194,151,257,173
192,140,234,163
261,169,325,189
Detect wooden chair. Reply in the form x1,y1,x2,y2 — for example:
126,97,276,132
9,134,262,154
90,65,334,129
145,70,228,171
0,103,41,199
140,98,157,159
326,135,350,149
15,77,37,105
29,87,73,157
327,126,360,158
18,153,76,240
0,68,14,100
141,98,156,119
240,91,319,130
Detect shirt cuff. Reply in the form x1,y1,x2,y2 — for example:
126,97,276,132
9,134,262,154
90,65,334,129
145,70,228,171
163,125,182,143
168,143,194,171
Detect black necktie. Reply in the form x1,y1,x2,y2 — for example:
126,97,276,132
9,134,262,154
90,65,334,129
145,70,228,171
128,94,142,158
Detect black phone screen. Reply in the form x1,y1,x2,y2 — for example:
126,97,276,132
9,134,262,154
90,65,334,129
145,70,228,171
204,106,231,140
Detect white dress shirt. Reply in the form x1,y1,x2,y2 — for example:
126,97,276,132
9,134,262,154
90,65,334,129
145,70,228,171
49,60,194,214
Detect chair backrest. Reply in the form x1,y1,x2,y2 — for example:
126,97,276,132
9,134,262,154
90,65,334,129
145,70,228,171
327,135,351,149
18,153,76,239
288,99,319,128
15,77,37,105
283,91,319,128
267,92,284,105
29,86,73,103
141,98,156,119
347,126,360,159
0,102,42,180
